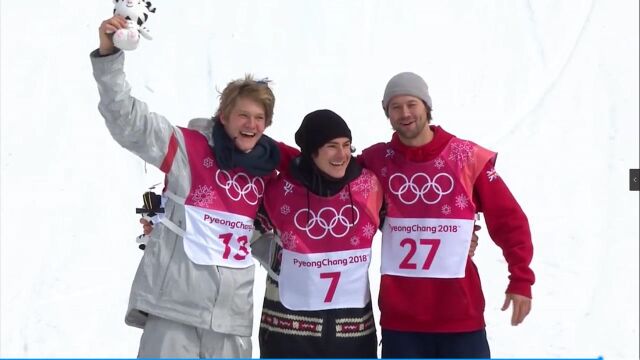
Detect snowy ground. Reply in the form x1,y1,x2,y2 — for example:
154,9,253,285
1,1,638,358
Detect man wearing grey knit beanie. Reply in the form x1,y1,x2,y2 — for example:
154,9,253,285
360,72,535,358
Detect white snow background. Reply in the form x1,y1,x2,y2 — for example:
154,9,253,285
1,0,638,358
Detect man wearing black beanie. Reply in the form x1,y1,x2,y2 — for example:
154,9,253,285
254,109,382,358
288,109,362,195
295,109,352,157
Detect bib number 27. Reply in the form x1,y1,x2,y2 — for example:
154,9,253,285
399,238,440,270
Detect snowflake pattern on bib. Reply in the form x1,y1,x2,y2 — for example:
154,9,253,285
203,157,214,168
362,223,375,238
281,231,298,250
350,236,360,247
380,167,388,178
351,175,377,199
487,167,499,182
192,185,216,207
448,141,474,168
283,180,294,196
455,194,469,209
339,190,350,202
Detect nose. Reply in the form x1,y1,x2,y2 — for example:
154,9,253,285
337,146,350,161
245,116,257,129
401,105,411,117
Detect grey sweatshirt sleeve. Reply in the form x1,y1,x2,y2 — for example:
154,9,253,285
90,49,177,169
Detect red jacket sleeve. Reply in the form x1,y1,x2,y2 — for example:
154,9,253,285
276,142,300,174
473,161,535,298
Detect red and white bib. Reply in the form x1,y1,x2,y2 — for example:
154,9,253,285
366,138,495,278
178,128,272,268
264,169,382,310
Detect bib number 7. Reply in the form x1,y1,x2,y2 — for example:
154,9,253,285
399,238,441,270
320,271,341,303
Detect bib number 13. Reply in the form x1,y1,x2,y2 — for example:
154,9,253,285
218,233,250,261
399,238,440,270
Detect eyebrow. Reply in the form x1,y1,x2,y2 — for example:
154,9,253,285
391,99,418,106
326,140,351,146
237,110,265,117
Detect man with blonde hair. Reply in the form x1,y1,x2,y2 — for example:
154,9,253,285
91,15,296,358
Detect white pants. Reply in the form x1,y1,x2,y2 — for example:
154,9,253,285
138,314,252,358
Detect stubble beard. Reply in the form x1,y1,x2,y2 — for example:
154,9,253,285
393,116,427,143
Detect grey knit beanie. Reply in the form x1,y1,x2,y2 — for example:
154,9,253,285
381,72,432,116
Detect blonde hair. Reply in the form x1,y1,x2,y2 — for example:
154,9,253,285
214,75,275,127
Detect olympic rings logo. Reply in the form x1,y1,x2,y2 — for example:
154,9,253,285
294,205,360,240
215,170,265,205
388,172,454,205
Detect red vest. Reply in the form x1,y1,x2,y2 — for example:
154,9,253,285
263,169,382,310
378,138,491,278
362,137,496,332
179,128,273,267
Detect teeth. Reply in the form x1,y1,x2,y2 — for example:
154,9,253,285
240,131,255,137
330,161,345,166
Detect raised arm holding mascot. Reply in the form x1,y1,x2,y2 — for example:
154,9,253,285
92,13,297,358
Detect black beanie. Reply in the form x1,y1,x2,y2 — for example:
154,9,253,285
295,109,352,156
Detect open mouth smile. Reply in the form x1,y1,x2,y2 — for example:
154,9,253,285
239,131,256,138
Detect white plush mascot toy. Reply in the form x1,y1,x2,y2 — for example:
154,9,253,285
112,0,156,51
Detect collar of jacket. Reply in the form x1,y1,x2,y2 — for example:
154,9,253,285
289,154,362,197
390,125,455,162
211,119,281,176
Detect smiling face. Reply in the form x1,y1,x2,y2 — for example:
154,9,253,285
387,95,433,146
219,97,266,152
312,137,352,179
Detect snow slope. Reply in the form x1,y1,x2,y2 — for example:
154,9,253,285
1,1,638,358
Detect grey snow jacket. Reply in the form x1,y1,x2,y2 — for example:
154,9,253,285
91,49,254,336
